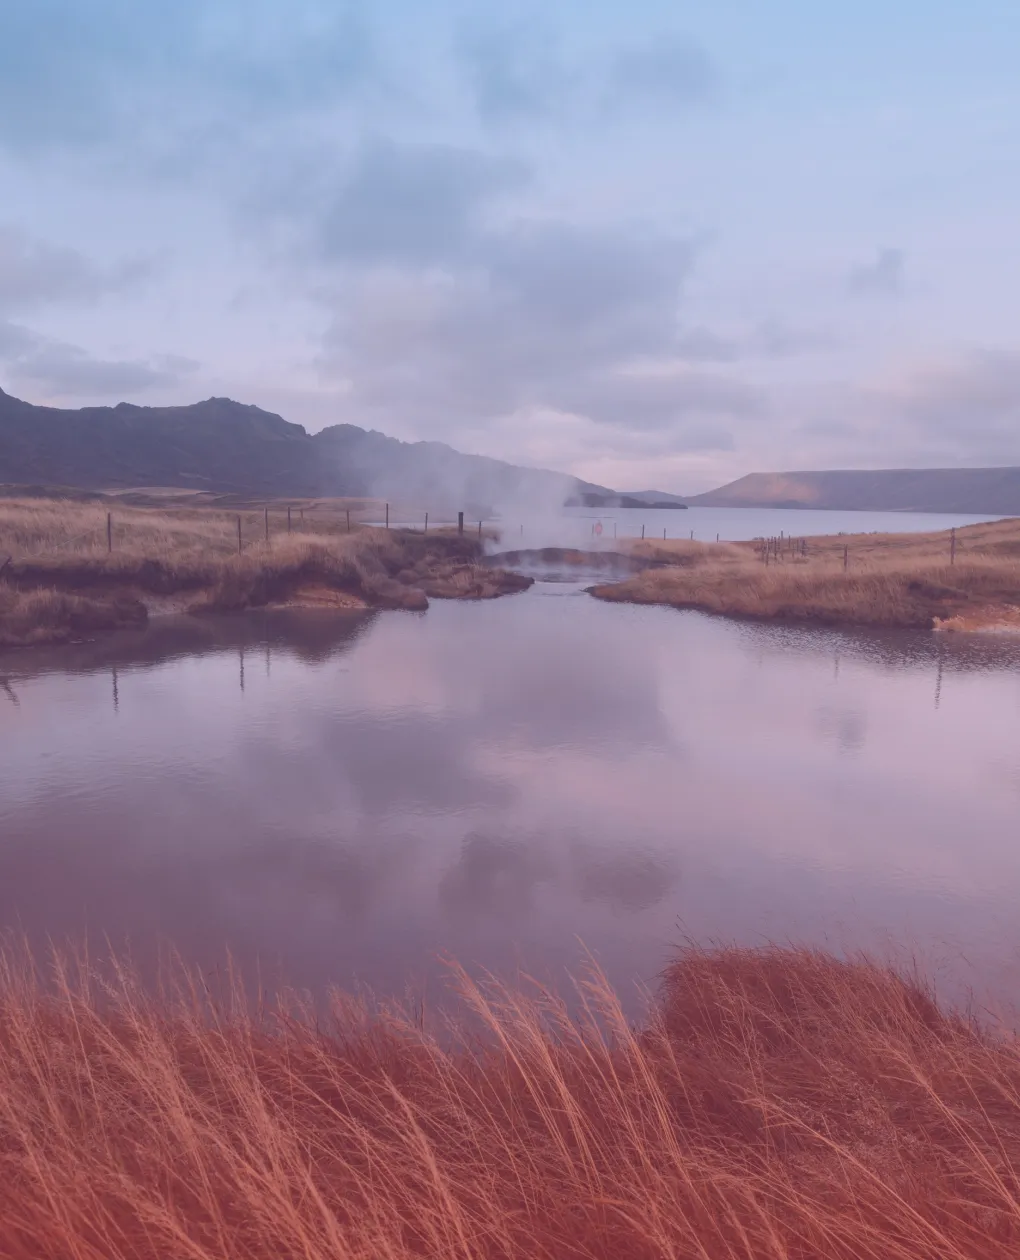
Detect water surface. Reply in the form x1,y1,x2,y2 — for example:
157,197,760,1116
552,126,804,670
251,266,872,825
3,575,1020,1007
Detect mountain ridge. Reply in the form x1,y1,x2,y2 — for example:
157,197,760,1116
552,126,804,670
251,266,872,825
0,388,612,511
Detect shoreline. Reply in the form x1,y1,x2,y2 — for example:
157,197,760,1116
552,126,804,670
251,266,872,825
7,499,1020,647
0,497,533,649
586,517,1020,631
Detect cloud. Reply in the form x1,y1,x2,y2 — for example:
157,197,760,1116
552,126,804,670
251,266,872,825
317,215,706,440
666,320,829,364
317,140,526,266
606,33,718,110
0,0,374,159
0,225,148,315
456,22,568,122
784,350,1020,472
847,247,905,297
895,352,1020,458
0,321,198,398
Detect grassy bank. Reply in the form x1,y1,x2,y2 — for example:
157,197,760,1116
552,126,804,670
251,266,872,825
591,517,1020,629
1,944,1018,1259
0,496,528,647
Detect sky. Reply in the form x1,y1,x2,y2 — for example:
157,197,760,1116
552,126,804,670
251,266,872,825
1,1,1019,493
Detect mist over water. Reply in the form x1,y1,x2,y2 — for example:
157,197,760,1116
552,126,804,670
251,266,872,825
3,545,1020,1010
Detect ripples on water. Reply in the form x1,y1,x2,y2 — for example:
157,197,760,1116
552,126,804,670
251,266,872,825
2,578,1020,1009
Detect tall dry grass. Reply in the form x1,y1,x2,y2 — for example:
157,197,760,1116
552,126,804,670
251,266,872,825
595,519,1020,628
0,497,510,645
1,943,1018,1259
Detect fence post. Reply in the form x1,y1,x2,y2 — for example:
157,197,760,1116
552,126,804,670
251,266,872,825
458,512,464,535
346,509,351,532
843,545,849,572
107,512,112,553
424,512,428,534
478,520,482,540
264,507,269,543
287,506,291,533
641,524,645,540
385,503,389,530
950,527,957,566
237,516,242,554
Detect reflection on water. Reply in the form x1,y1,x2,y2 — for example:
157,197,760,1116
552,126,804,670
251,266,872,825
3,592,1020,1007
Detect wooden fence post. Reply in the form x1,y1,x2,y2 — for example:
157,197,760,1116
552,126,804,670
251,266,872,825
237,516,242,554
641,524,645,540
424,512,428,534
107,512,112,553
346,509,351,532
951,527,957,566
458,512,464,535
843,545,849,572
287,506,291,533
385,503,389,529
264,507,269,543
478,520,482,539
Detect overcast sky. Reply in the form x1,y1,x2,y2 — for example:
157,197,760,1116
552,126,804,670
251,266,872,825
2,1,1019,492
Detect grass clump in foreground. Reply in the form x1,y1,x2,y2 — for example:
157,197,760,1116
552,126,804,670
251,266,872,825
592,517,1020,629
0,496,528,646
3,944,1020,1259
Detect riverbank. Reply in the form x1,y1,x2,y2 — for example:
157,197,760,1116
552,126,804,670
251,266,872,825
0,496,529,647
1,942,1017,1259
590,517,1020,630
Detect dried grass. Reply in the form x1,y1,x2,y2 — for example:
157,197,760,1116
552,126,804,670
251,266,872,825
0,498,515,644
593,519,1020,628
1,943,1018,1259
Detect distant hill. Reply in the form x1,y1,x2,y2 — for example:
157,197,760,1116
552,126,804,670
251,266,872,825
689,469,1020,515
0,387,611,512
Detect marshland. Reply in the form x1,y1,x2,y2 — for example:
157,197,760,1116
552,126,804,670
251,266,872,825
3,495,1019,648
0,494,527,647
5,497,1020,1260
591,517,1020,630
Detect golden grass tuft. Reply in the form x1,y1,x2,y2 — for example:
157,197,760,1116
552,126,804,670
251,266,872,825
593,518,1020,629
1,943,1019,1258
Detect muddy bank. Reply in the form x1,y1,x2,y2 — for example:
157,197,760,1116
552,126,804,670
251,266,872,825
587,522,1020,630
0,531,532,649
589,571,1020,631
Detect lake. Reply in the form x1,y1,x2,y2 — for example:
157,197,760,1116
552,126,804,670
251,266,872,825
387,505,1011,548
3,509,1020,1009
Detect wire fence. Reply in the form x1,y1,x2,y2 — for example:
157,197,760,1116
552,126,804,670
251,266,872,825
0,499,987,581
